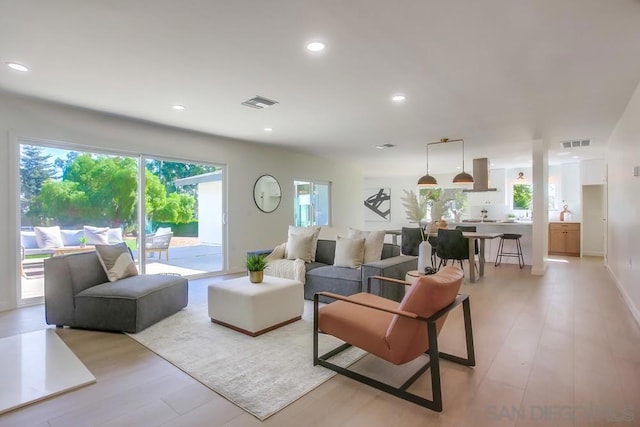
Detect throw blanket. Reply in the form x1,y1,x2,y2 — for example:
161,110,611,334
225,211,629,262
264,242,306,284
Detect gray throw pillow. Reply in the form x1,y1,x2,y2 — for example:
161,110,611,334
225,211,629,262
95,243,138,282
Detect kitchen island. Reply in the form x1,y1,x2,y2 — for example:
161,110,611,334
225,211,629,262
449,221,533,266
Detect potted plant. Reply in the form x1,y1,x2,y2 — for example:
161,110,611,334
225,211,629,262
79,236,88,248
246,254,267,284
401,189,433,273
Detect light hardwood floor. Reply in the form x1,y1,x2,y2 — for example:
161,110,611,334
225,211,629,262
1,257,639,426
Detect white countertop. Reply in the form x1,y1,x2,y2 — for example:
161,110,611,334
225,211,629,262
451,221,533,226
549,221,581,224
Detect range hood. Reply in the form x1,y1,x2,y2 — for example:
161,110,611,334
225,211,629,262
463,158,497,192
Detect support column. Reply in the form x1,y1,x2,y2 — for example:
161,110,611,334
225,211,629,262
531,139,548,276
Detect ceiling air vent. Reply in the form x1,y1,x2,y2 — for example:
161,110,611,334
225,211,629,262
560,139,590,149
241,96,279,109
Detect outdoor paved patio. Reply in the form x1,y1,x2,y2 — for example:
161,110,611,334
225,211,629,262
21,243,224,300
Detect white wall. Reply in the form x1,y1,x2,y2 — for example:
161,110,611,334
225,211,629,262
0,92,363,311
198,181,222,245
581,185,605,256
547,163,582,222
606,81,640,323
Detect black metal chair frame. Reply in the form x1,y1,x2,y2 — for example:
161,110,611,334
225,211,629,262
313,276,476,412
495,235,525,268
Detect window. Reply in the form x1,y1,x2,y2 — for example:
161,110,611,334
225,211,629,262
513,183,532,210
17,141,226,304
294,180,331,227
418,188,468,221
548,183,557,210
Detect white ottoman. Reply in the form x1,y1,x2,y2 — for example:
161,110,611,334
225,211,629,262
207,275,303,336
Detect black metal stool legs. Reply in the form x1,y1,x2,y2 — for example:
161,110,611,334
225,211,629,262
494,234,524,268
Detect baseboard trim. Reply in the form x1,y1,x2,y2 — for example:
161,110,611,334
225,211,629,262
531,261,548,276
606,264,640,328
582,251,604,257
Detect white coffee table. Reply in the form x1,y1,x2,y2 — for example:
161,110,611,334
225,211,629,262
207,275,303,336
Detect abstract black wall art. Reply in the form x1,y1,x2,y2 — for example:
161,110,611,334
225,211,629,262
364,188,391,221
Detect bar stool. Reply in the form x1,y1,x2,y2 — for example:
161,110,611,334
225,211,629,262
495,233,524,268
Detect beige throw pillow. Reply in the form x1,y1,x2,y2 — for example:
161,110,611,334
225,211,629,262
285,226,321,261
286,233,315,262
34,226,64,248
95,243,138,282
347,228,385,263
333,236,366,268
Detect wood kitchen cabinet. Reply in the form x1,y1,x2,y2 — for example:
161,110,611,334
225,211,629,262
548,223,580,256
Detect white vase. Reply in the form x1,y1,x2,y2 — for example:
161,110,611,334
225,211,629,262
417,240,432,273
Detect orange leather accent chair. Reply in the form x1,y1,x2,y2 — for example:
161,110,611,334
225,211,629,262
313,266,475,412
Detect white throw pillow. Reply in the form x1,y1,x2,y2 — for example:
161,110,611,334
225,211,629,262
286,233,315,262
108,227,124,243
285,226,321,261
155,227,172,236
333,236,366,268
83,226,110,245
34,226,63,248
347,228,385,263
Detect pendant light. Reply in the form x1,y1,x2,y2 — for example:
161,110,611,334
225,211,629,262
417,138,474,187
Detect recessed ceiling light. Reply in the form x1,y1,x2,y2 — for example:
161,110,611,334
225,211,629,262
375,143,395,150
572,155,579,159
557,151,570,156
172,105,185,110
391,94,406,102
306,41,326,52
6,62,29,72
264,128,273,132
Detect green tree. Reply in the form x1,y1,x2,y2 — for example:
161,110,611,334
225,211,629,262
29,154,197,228
20,145,56,218
513,184,532,209
145,159,215,194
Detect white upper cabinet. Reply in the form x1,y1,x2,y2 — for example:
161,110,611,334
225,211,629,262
580,159,606,186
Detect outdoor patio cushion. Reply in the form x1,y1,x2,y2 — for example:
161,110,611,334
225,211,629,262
84,226,109,244
34,226,63,248
108,227,124,243
155,227,172,236
60,229,84,246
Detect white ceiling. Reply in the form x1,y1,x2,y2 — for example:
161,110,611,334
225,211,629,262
2,0,639,177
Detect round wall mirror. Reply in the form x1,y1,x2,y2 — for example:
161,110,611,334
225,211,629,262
253,175,282,213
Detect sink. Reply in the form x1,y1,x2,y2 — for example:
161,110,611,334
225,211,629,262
461,219,497,223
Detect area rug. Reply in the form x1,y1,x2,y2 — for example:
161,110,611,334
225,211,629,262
127,299,365,420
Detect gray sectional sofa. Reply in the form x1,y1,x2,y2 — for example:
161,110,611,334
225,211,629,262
254,239,417,303
44,251,188,333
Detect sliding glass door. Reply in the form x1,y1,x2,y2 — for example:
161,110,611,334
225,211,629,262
140,157,224,277
17,140,225,305
18,143,140,303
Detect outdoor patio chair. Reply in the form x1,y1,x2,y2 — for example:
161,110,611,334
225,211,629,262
313,266,475,412
146,232,173,260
